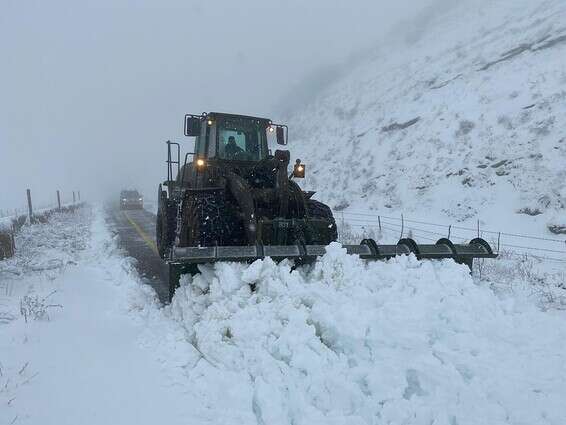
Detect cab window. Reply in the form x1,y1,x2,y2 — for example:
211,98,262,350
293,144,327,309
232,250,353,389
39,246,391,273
217,117,266,161
207,121,217,158
194,119,208,156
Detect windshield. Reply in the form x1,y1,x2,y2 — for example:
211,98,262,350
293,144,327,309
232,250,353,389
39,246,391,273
121,190,140,199
216,117,267,161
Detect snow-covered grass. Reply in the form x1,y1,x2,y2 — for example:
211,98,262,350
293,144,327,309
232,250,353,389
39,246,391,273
0,208,92,422
0,209,89,310
0,206,191,425
475,251,566,310
2,205,566,424
0,202,82,233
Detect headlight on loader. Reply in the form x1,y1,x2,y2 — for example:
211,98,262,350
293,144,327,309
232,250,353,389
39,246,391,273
293,159,305,178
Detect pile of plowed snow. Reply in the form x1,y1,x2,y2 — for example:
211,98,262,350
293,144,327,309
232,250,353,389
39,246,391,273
167,246,566,424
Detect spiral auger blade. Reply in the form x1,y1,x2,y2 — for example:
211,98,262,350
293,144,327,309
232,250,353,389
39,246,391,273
170,237,497,271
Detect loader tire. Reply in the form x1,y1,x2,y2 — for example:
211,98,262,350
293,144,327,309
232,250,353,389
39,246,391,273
181,191,244,247
156,188,177,259
306,199,338,243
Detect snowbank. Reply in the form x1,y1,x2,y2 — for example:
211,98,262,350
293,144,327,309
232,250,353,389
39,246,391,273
167,244,566,424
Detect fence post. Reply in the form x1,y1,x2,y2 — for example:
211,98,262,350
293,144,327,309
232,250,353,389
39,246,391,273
78,191,81,201
11,223,16,252
26,189,33,223
0,229,15,259
57,190,61,211
73,191,76,203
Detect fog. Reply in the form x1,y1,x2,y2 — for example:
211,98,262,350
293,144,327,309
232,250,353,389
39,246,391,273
0,0,447,211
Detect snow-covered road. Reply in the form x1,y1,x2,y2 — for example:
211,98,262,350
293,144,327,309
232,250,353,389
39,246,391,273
107,207,170,303
1,206,566,425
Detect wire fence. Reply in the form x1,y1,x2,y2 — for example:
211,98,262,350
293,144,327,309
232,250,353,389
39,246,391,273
1,189,84,260
334,209,566,264
0,190,81,219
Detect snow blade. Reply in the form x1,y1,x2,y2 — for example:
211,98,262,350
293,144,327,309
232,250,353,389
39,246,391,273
171,237,497,271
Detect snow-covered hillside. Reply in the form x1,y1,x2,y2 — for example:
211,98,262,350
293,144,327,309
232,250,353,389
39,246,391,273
2,207,566,424
287,0,566,235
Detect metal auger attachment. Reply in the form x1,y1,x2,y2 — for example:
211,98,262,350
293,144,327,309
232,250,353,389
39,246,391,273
171,237,497,271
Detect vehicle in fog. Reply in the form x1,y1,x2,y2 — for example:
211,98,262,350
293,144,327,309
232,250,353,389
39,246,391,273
120,189,143,210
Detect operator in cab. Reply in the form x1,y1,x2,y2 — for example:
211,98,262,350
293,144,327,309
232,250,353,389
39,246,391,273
225,135,243,159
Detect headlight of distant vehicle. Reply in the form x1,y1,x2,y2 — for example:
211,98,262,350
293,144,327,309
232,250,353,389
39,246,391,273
122,198,127,201
139,198,143,201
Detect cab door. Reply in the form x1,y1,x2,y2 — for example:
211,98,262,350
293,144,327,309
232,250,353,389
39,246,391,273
192,118,212,188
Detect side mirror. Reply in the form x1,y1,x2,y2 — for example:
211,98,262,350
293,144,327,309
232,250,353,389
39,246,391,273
293,159,305,178
184,116,201,136
276,126,287,145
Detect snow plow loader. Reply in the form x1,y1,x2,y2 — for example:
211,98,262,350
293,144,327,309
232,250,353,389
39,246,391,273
156,112,497,301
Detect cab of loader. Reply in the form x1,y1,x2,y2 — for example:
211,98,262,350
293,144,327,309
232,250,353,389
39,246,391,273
186,113,279,162
184,112,287,160
157,111,334,261
170,112,294,190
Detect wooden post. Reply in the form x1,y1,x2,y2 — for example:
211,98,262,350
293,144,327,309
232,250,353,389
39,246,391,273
78,191,81,201
57,190,61,211
26,189,33,223
73,191,76,203
0,231,15,259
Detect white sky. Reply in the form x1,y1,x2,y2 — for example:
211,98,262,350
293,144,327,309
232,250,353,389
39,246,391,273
0,0,443,210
